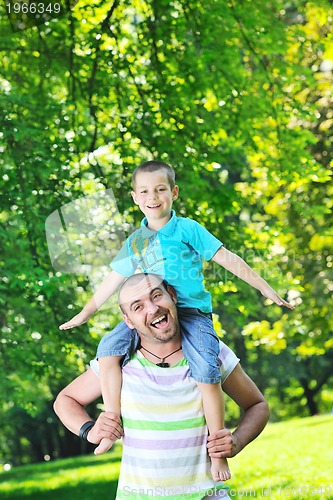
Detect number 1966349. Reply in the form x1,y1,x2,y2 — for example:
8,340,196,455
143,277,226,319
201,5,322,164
6,2,61,14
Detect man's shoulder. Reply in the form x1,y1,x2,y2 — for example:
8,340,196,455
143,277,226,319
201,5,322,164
218,340,240,383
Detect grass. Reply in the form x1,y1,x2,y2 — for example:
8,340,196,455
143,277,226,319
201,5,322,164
230,414,333,499
0,445,122,500
0,415,332,499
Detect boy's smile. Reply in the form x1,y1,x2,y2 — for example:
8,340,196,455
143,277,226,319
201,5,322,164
147,203,162,209
131,170,179,230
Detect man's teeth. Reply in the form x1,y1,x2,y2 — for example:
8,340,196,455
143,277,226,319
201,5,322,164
151,315,166,326
148,204,160,208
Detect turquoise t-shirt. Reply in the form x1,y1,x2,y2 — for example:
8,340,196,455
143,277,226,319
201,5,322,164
111,210,223,312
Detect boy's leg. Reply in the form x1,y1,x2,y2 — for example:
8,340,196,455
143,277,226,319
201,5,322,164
93,321,139,455
94,355,123,455
178,309,231,482
96,320,140,365
197,382,231,482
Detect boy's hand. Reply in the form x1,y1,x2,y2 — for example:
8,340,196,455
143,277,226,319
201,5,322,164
59,310,91,330
88,412,123,445
260,287,294,310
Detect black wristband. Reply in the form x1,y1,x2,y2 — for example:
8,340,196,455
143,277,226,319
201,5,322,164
79,421,95,443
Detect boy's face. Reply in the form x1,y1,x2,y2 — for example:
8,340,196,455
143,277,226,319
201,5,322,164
131,169,179,224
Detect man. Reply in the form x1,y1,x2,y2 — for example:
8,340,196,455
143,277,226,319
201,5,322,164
54,273,270,499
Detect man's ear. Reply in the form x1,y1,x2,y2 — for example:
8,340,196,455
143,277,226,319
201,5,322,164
166,285,177,304
122,312,134,329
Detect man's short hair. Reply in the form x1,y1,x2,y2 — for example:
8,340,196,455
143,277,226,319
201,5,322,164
118,273,171,313
132,161,176,189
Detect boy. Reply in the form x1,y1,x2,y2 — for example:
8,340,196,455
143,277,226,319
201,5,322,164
60,161,293,482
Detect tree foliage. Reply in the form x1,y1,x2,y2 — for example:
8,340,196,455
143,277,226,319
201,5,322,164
0,0,332,464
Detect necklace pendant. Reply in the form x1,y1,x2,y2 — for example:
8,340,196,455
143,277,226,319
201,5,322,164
139,344,182,368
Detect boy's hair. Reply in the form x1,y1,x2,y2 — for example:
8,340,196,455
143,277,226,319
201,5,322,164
132,161,176,189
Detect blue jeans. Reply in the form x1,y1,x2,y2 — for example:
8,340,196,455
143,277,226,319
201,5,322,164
178,308,221,383
96,308,221,384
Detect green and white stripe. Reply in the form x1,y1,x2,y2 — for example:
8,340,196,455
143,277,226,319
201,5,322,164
91,342,238,499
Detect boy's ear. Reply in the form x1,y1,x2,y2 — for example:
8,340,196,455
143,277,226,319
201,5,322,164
122,312,134,329
131,190,139,205
172,185,179,200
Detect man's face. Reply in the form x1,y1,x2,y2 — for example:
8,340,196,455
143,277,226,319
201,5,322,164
119,275,179,344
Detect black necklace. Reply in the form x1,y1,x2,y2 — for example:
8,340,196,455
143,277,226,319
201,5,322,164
140,345,182,367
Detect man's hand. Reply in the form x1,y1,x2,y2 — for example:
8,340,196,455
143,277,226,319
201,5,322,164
207,429,240,459
59,310,91,330
87,412,123,445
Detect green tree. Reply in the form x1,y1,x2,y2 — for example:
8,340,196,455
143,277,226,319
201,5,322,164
0,0,332,464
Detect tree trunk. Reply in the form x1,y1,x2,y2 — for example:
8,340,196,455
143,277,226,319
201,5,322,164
299,379,319,415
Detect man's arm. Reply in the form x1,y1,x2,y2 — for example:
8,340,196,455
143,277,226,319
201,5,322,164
212,247,293,309
53,367,123,444
207,364,270,458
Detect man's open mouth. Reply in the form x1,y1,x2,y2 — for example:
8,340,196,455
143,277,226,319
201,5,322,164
151,314,168,329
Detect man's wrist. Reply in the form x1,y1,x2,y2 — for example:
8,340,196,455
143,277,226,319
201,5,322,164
79,421,95,443
231,431,245,456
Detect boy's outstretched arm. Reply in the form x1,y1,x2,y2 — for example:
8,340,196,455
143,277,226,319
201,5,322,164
59,269,126,330
212,247,294,310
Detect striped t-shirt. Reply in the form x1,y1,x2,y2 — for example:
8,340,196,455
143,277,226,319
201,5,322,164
91,341,239,500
